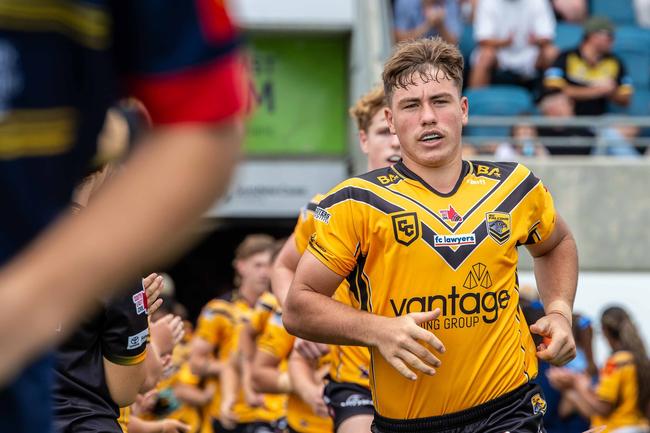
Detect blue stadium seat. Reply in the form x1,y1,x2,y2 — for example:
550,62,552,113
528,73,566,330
613,25,650,89
464,85,535,139
555,22,583,52
458,24,475,63
590,0,637,25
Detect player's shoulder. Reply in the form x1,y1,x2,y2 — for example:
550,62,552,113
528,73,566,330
201,296,235,319
256,291,279,312
468,160,521,179
608,350,635,367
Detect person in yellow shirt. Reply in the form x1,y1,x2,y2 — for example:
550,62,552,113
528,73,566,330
548,306,650,433
252,309,333,433
189,234,276,433
272,86,400,433
284,37,578,433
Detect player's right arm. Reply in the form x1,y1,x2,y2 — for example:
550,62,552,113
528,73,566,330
0,1,247,385
284,251,444,381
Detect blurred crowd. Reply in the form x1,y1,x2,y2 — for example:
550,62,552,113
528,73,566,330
392,0,650,158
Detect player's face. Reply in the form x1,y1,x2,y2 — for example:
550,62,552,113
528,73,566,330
360,109,401,170
237,251,272,296
385,67,468,169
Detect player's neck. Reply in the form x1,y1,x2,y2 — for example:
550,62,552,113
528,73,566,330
401,156,464,194
238,284,259,307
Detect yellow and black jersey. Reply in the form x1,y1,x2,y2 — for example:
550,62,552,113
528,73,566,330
229,297,286,424
294,195,372,391
194,296,237,419
307,160,556,419
544,48,633,116
294,194,326,253
592,351,650,432
329,286,371,389
250,291,280,335
258,311,333,433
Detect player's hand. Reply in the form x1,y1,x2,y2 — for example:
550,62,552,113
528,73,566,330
243,384,265,408
160,419,190,433
305,383,329,418
373,309,445,380
530,312,576,366
294,338,330,360
143,273,164,317
546,366,576,390
219,397,238,430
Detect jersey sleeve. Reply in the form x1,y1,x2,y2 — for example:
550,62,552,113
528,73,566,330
517,168,557,246
256,311,295,360
114,0,250,125
596,355,624,404
249,292,278,335
615,55,634,96
101,282,150,366
195,301,233,347
293,195,323,254
306,183,361,277
544,52,568,89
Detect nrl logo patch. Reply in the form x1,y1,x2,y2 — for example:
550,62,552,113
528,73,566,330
531,393,547,415
485,212,511,245
391,212,420,246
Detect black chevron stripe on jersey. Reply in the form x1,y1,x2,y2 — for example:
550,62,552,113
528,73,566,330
420,172,540,270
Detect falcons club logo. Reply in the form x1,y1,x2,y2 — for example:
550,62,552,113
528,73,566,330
440,205,463,222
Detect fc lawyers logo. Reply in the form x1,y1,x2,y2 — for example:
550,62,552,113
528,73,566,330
485,212,511,245
392,212,420,246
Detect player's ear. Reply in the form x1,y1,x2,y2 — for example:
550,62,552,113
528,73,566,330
359,130,370,154
385,107,396,134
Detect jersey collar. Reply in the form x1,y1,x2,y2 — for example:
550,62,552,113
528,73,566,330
392,159,470,198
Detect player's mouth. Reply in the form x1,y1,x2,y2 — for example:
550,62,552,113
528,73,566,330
387,154,401,163
419,130,444,143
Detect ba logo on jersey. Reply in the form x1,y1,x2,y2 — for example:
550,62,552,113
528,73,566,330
391,212,420,246
440,205,463,222
486,212,511,245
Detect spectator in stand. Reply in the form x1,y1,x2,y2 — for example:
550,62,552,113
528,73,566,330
393,0,462,44
551,0,588,23
548,306,650,433
537,89,596,155
544,17,633,116
495,121,549,160
634,0,650,28
469,0,558,90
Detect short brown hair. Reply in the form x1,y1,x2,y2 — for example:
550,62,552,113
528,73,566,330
234,234,275,262
382,37,464,103
349,86,386,132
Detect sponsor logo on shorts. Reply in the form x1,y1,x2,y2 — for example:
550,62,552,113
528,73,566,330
127,329,149,350
433,233,476,247
132,290,147,315
340,394,373,408
389,263,511,330
531,393,547,415
314,207,331,224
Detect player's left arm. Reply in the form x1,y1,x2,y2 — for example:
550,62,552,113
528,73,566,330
526,214,578,366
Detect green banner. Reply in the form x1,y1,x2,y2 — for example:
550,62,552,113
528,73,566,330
244,34,348,156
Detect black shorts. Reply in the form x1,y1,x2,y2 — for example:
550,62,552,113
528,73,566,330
59,417,122,433
323,379,374,431
371,382,547,433
212,419,281,433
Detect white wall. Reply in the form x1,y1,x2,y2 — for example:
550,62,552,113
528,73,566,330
519,271,650,366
